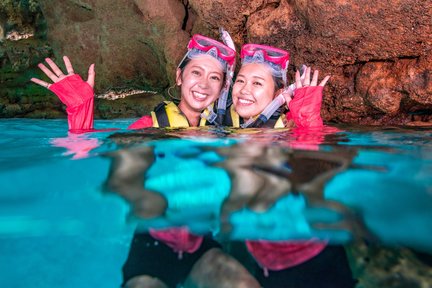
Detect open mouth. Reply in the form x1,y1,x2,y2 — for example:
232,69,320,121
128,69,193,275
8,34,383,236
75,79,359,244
237,98,255,105
192,91,208,101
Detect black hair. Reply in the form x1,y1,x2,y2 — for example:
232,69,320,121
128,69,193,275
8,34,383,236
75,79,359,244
178,57,191,71
273,76,285,92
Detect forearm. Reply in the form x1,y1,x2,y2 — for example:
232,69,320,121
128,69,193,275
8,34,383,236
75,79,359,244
49,74,95,131
66,97,94,131
287,86,324,129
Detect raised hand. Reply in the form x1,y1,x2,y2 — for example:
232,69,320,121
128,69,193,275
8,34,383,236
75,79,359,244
295,66,330,89
286,67,330,128
30,56,96,130
31,56,95,89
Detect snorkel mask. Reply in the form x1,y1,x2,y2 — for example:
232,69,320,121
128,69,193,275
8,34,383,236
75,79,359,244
241,43,290,86
239,44,291,128
177,33,236,125
178,34,236,70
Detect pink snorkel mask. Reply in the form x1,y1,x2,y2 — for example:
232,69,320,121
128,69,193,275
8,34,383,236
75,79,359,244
178,34,236,71
240,44,290,86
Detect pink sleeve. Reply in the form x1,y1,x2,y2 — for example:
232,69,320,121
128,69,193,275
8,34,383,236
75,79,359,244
286,86,324,128
49,74,95,131
128,115,153,129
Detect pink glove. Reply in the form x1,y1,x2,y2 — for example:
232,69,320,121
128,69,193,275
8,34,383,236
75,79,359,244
286,86,324,128
49,74,95,131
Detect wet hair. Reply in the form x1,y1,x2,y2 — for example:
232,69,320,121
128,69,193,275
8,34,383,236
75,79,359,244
178,57,191,71
273,75,285,91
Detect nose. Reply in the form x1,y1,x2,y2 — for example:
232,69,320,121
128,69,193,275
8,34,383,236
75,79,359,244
240,81,251,95
197,76,209,89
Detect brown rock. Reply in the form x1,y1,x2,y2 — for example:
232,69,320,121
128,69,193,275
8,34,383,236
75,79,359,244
30,0,432,125
37,0,190,90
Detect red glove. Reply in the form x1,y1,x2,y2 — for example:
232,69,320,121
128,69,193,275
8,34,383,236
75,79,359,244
287,86,324,128
49,74,95,131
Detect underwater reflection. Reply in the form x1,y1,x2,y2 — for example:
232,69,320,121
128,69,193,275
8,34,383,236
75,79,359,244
102,136,373,287
103,137,371,242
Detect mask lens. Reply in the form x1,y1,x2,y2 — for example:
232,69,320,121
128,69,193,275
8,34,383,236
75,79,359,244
194,35,233,57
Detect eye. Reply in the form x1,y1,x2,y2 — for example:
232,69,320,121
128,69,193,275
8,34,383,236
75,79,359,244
235,79,244,84
253,81,263,86
191,70,201,76
210,75,221,81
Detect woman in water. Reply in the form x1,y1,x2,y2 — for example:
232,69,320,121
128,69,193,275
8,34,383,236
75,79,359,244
225,43,356,288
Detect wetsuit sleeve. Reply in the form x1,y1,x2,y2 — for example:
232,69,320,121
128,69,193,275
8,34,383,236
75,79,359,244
128,115,153,129
49,74,95,131
286,86,324,128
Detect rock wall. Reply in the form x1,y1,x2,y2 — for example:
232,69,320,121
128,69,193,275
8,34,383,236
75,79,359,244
1,0,431,125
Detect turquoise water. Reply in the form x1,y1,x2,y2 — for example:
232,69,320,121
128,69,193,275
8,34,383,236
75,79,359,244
1,119,431,287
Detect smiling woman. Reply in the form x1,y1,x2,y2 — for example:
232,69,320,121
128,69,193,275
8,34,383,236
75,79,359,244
226,43,330,129
30,33,236,131
232,62,277,119
174,55,225,127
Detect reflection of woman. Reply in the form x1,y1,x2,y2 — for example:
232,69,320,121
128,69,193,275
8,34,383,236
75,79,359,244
226,43,355,288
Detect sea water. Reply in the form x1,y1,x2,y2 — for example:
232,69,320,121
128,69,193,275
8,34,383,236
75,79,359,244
0,118,431,287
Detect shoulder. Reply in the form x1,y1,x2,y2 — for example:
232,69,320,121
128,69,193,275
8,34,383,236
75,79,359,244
128,115,153,129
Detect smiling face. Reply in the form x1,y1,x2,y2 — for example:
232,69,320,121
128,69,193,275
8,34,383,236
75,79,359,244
232,63,277,119
177,55,224,122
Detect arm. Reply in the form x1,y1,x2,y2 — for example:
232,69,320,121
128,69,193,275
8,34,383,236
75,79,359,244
128,115,154,129
31,56,96,132
49,74,95,131
287,86,324,128
284,67,330,129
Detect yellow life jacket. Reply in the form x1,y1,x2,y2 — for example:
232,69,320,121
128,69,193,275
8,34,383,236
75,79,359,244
226,105,285,128
150,101,211,128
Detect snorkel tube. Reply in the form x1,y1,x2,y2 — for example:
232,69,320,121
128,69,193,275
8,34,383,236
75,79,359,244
215,28,236,126
241,65,307,128
241,93,286,128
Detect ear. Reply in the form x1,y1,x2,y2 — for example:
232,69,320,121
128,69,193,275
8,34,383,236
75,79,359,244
176,68,182,86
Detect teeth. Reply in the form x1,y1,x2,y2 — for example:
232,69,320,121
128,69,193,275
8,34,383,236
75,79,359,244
193,92,207,99
238,98,254,104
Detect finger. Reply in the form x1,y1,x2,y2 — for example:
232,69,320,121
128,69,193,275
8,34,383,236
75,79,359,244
310,70,319,86
45,58,65,78
295,70,302,88
38,63,58,82
63,56,75,75
303,67,311,86
319,75,331,87
300,64,308,80
31,77,51,89
87,64,95,88
282,91,292,107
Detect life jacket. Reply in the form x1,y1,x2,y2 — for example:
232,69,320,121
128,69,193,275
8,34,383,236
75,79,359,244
224,105,285,128
151,101,212,128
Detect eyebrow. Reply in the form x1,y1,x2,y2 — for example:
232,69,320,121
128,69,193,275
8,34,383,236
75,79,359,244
237,74,266,81
190,65,223,76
